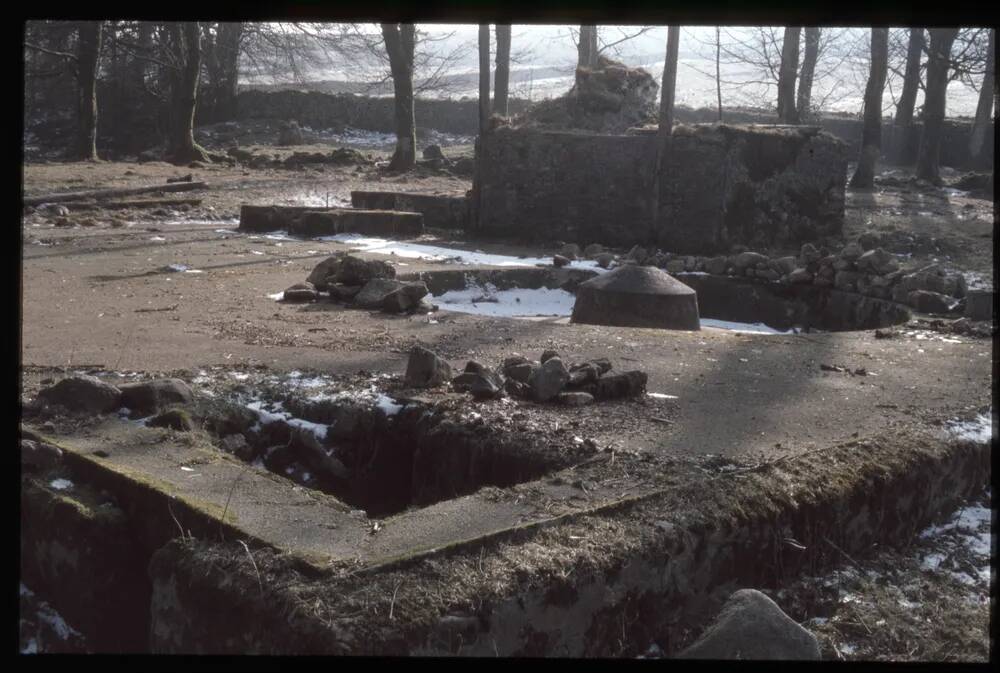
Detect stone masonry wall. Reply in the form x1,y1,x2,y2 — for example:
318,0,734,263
659,125,848,254
236,90,531,136
472,127,657,246
473,124,847,255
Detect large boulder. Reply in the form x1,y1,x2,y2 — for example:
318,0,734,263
37,375,122,414
337,255,396,286
405,346,453,388
306,255,345,289
282,282,318,302
571,265,700,330
119,378,194,416
679,589,821,660
354,279,405,309
528,356,570,402
382,282,430,313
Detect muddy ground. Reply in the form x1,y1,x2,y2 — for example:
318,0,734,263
19,135,994,658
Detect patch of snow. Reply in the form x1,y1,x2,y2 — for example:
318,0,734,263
250,250,265,255
319,234,606,271
647,392,678,400
150,236,167,242
700,318,791,334
436,284,577,317
245,399,328,442
49,479,73,491
166,263,189,272
21,639,38,654
375,394,403,417
945,412,992,444
268,292,285,301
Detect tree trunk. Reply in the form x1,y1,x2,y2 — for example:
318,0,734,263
776,27,801,123
493,25,511,116
578,25,598,69
76,21,102,161
715,26,723,122
381,23,416,172
207,22,242,122
895,28,924,127
850,29,889,188
968,28,995,160
478,24,491,132
651,26,680,240
166,22,210,164
797,27,820,121
916,28,958,184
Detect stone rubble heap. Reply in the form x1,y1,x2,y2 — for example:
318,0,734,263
283,254,433,315
404,346,648,405
556,238,972,316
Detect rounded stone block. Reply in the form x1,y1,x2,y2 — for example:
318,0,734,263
571,265,700,330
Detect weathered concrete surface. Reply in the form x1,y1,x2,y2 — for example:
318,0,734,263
139,423,989,655
351,190,468,231
572,265,700,330
239,205,423,238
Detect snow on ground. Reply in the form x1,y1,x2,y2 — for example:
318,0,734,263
19,583,86,654
700,318,795,334
945,412,993,444
321,233,606,270
435,284,577,317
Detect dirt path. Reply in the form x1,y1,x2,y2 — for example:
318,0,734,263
20,160,993,464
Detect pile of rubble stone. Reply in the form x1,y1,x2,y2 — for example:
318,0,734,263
404,345,648,405
555,238,973,315
281,254,433,315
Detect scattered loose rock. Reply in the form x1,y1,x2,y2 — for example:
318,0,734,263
37,375,122,414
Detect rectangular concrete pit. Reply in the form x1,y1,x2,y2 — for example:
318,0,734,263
239,205,424,238
473,124,847,254
21,415,989,655
351,190,469,231
142,425,988,655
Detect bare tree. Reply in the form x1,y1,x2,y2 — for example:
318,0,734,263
916,28,959,184
493,25,511,116
894,28,924,127
479,24,491,133
651,27,680,238
715,27,723,121
76,22,102,160
850,28,889,188
796,27,820,121
578,25,598,69
201,22,243,122
25,20,104,160
380,23,416,171
969,28,994,160
776,27,801,123
164,22,210,164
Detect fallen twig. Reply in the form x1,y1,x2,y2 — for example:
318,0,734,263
134,304,179,313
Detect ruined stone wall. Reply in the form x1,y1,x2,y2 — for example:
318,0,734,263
675,107,994,169
473,127,657,246
659,125,848,254
236,90,531,136
473,124,847,254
